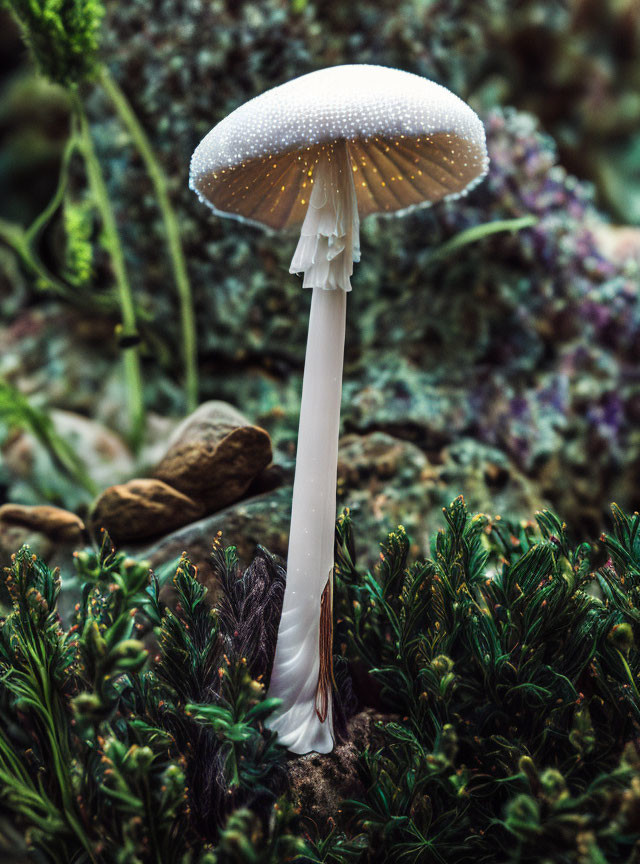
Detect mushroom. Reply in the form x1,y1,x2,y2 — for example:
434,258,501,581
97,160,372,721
190,64,489,754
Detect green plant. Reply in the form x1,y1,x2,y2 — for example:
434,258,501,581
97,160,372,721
0,378,97,496
210,799,308,863
0,535,297,861
99,67,198,412
2,0,199,445
2,0,104,87
2,0,145,445
3,502,640,862
332,498,640,862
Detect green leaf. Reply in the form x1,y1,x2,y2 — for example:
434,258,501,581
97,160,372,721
0,378,97,495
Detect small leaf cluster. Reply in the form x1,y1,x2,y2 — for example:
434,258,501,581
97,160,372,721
208,799,308,864
63,196,95,287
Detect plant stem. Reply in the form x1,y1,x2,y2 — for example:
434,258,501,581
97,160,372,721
429,215,539,263
0,217,75,299
25,133,77,245
71,90,145,448
100,66,199,412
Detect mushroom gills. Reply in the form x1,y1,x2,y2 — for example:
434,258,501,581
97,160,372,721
290,141,360,292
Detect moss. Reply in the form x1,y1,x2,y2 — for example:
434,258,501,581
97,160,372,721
3,0,104,87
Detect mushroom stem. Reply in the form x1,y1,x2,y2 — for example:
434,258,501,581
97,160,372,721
266,284,346,753
266,142,358,754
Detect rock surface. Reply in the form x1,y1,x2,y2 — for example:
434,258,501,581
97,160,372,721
0,523,53,567
337,432,546,561
1,408,135,511
91,478,204,544
130,486,291,593
152,401,272,509
130,432,544,595
0,504,87,569
0,504,86,540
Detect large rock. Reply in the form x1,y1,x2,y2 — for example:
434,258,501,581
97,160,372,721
131,486,292,592
152,401,273,509
91,478,204,545
337,432,546,561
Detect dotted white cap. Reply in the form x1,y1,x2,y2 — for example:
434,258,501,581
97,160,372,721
190,64,489,231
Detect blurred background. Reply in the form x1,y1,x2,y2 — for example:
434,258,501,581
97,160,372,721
1,0,639,575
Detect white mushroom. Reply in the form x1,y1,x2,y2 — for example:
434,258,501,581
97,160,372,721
190,64,489,754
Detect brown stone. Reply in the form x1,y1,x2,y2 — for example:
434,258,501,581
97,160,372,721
338,432,419,486
0,504,86,542
91,479,205,545
152,401,272,510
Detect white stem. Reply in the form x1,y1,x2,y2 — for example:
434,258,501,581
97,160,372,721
266,141,358,754
266,286,346,753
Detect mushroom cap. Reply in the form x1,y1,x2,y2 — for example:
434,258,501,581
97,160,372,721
190,64,488,232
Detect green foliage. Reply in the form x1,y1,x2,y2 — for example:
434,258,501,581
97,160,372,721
3,0,105,87
73,531,149,728
493,751,640,863
0,538,296,861
333,498,640,862
2,0,198,421
427,216,538,264
187,665,283,793
151,554,220,707
302,824,368,864
210,799,307,863
0,378,97,495
3,502,640,862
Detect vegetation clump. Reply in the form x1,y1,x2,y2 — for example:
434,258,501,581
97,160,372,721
0,533,299,862
2,499,640,862
331,499,640,862
2,0,199,440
